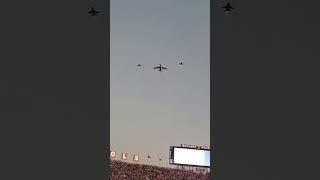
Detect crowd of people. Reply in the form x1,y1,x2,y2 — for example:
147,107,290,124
110,160,211,180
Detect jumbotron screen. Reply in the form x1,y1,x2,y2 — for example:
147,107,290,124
173,147,210,167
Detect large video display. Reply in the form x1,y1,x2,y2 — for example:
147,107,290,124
173,147,210,167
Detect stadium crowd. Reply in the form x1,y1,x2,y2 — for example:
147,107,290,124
110,160,211,180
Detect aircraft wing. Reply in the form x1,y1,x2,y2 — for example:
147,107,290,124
162,67,167,69
153,67,159,69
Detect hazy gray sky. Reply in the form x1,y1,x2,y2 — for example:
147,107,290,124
110,0,210,166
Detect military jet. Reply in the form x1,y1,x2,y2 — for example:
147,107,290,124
137,64,141,67
153,64,167,71
222,2,234,15
176,56,183,66
88,7,100,16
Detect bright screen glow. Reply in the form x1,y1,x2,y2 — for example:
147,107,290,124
173,147,210,167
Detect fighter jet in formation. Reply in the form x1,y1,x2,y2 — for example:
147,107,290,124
88,7,100,16
222,2,234,11
222,2,234,15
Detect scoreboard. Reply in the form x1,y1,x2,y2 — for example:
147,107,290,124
169,145,210,167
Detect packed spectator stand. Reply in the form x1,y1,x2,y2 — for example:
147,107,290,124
110,160,211,180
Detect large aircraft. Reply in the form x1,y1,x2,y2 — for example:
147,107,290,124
88,7,100,16
153,64,167,71
222,2,234,12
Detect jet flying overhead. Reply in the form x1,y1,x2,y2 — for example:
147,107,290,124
153,64,167,72
222,2,234,15
88,7,100,16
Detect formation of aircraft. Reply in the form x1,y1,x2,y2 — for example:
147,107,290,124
88,2,234,19
136,54,185,72
136,61,184,72
88,3,234,19
88,3,233,73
